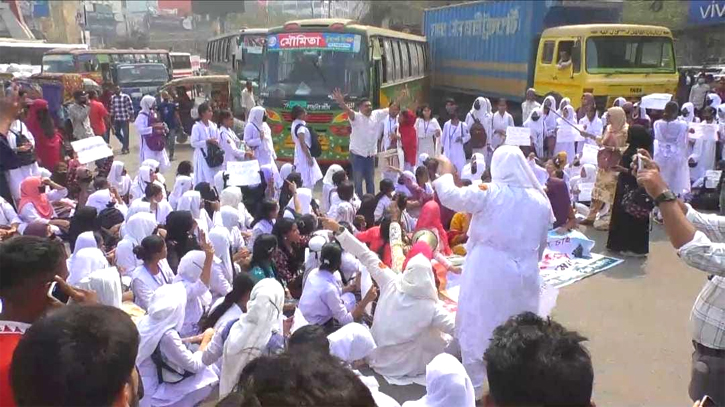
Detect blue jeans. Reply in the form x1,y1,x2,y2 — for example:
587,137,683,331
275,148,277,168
350,153,375,196
113,121,129,150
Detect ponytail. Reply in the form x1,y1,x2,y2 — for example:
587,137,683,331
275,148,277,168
200,273,256,331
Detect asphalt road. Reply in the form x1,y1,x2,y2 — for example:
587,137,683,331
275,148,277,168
116,129,706,406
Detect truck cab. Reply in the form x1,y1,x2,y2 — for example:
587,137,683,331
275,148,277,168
112,63,170,114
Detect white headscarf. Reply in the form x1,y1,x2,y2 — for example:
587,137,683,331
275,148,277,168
77,268,122,308
86,189,114,213
220,278,284,398
288,187,313,215
613,97,626,107
491,145,554,221
328,323,377,363
581,163,597,183
418,153,430,167
707,93,722,109
248,106,265,128
402,353,475,407
279,163,295,183
542,96,557,131
142,159,160,172
72,231,98,254
397,253,438,301
524,107,544,134
169,175,193,210
108,161,131,196
67,247,110,286
260,163,282,191
717,103,725,123
173,250,207,284
220,186,242,208
125,200,152,221
681,102,697,122
395,171,416,196
557,97,571,114
219,206,240,231
213,170,228,195
122,212,157,246
140,95,156,115
462,153,486,182
468,96,490,122
323,164,344,186
177,190,202,220
135,282,187,365
209,227,234,284
633,103,651,124
130,165,153,201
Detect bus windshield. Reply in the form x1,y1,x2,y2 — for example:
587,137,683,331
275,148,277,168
239,35,264,81
117,64,169,84
42,54,76,73
171,55,191,69
586,36,675,74
262,32,367,99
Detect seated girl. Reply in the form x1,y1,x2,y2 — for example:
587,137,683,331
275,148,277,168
17,176,70,236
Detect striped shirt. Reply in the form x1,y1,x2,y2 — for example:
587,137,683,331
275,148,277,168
109,93,134,122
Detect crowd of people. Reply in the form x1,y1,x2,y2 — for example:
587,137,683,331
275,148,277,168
0,74,724,407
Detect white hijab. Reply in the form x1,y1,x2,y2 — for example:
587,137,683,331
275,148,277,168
220,278,285,398
140,95,155,115
135,283,187,365
86,189,114,213
209,227,234,284
557,105,576,128
169,175,193,210
173,250,207,284
402,353,475,407
468,96,490,122
131,166,153,201
557,97,571,114
220,186,242,208
72,231,98,254
219,206,240,231
707,93,722,109
213,170,228,195
108,161,131,195
613,97,627,107
142,159,160,171
122,212,157,246
323,164,344,186
177,190,202,220
418,153,430,167
279,163,295,183
681,102,697,123
67,247,110,286
524,107,544,134
77,268,122,308
491,145,554,221
462,153,486,182
248,105,265,128
581,163,597,183
125,200,152,221
542,96,557,130
288,187,313,215
717,103,725,123
397,253,438,301
328,323,377,364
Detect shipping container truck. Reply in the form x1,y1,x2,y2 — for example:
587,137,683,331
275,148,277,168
423,1,678,119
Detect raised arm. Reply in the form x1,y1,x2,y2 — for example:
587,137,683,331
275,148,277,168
432,159,489,214
332,88,355,121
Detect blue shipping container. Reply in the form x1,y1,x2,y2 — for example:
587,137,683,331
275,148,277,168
424,0,622,102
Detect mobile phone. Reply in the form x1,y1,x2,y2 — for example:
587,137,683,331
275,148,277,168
637,153,643,170
47,281,69,304
701,395,717,407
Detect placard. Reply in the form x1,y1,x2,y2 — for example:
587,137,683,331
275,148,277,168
705,170,722,189
689,123,719,141
640,93,672,110
227,160,261,186
504,126,532,146
580,143,599,165
577,182,594,202
70,136,113,164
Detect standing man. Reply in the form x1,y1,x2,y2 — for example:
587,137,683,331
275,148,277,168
332,88,406,196
109,85,133,155
87,91,110,142
241,80,255,118
521,88,540,126
380,101,401,182
158,91,181,161
67,91,94,140
689,75,710,116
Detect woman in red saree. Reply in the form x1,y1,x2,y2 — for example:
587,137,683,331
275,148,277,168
24,99,62,170
398,109,418,172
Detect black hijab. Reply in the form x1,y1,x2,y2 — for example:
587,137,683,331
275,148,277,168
164,210,200,272
195,182,219,220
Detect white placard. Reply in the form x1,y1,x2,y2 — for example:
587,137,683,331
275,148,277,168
70,136,113,164
640,93,672,110
227,160,261,186
577,182,594,202
705,170,722,189
556,126,578,142
580,143,599,165
505,126,532,146
689,123,719,141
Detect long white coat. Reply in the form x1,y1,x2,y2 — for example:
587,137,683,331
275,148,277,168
441,120,470,175
653,119,691,196
191,120,223,186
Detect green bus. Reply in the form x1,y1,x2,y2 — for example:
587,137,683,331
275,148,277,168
260,19,429,165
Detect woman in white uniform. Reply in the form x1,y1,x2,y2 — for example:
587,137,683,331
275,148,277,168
190,102,223,186
107,161,132,203
465,97,493,157
523,108,545,158
177,190,212,237
173,248,215,337
541,96,557,158
654,101,691,196
554,105,577,164
115,212,158,275
6,117,41,203
168,175,193,210
217,110,246,168
135,95,170,173
401,353,476,407
244,106,279,179
415,104,442,158
433,147,552,397
441,110,470,175
289,106,323,188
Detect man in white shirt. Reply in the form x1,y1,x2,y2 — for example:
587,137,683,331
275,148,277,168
521,88,540,126
689,75,710,113
240,80,255,118
332,88,406,196
380,102,400,182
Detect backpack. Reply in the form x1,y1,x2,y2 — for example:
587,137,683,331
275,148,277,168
201,125,225,168
151,342,194,384
469,117,487,149
8,128,37,167
294,123,321,158
140,112,166,152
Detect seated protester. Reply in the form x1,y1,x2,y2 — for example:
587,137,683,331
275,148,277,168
328,170,361,215
322,218,455,382
546,172,577,232
395,192,417,233
135,283,218,407
130,165,155,203
17,176,69,236
76,266,123,308
165,211,201,273
173,247,215,337
115,212,158,276
248,198,278,250
177,190,212,237
271,217,309,297
298,242,377,333
570,163,597,204
218,279,295,398
484,312,594,407
356,215,393,268
66,234,109,286
0,196,21,240
449,211,472,256
201,273,256,332
414,201,460,276
97,205,125,250
129,182,172,226
395,169,431,218
284,187,315,219
248,233,279,283
402,353,475,407
218,206,246,252
10,305,142,407
168,164,194,210
329,180,357,223
195,182,220,224
216,186,253,231
322,164,345,213
374,178,396,224
108,161,133,204
207,227,235,301
131,235,175,311
85,176,128,216
68,206,98,252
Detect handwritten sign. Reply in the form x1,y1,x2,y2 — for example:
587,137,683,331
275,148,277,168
71,136,113,164
504,126,531,146
580,143,599,165
227,160,261,186
577,182,594,202
705,170,722,189
640,93,672,110
689,123,719,141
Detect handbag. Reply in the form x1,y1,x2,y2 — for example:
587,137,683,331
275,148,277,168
621,184,654,220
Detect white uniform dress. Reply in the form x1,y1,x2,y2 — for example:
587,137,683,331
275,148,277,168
654,119,691,196
291,118,323,188
523,108,545,158
689,119,718,183
577,112,603,156
218,125,246,169
433,146,552,393
380,115,400,181
244,106,278,173
414,117,441,158
191,120,223,186
135,97,170,173
6,120,41,202
464,97,493,156
554,105,577,163
441,120,470,175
